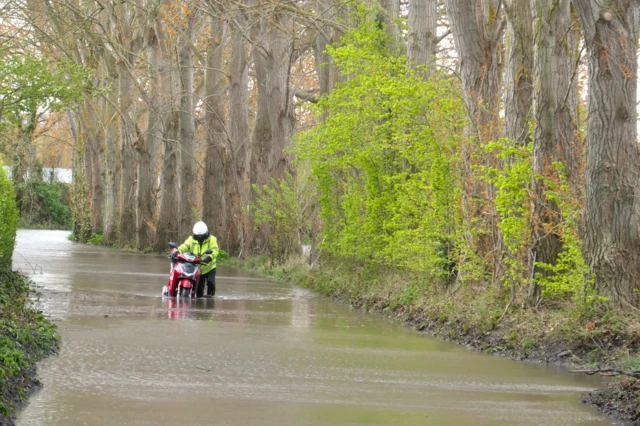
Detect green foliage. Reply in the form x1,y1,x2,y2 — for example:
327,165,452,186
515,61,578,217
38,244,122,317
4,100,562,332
17,182,72,230
297,12,467,280
479,141,533,288
252,174,303,265
0,271,58,417
0,51,90,128
216,249,229,261
87,233,104,245
480,142,591,300
535,163,593,301
0,168,18,270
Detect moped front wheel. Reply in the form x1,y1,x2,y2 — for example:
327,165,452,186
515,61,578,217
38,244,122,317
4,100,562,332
180,287,191,298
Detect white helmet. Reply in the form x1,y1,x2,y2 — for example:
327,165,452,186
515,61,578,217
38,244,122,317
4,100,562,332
193,221,209,243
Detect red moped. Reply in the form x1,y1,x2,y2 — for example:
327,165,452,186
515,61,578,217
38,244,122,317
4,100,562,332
161,242,212,298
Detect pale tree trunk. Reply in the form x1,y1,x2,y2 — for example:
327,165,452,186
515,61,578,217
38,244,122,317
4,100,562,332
136,20,165,249
504,0,533,145
84,101,105,234
377,0,405,55
226,29,251,255
446,0,505,138
103,89,120,245
154,109,180,251
178,12,198,239
573,1,640,307
79,99,105,234
314,0,338,96
313,0,353,96
407,0,437,76
251,12,296,189
154,21,180,252
203,14,228,245
529,0,580,304
118,55,138,245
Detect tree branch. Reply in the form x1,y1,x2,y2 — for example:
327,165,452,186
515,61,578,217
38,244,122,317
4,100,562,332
569,368,640,379
294,89,319,103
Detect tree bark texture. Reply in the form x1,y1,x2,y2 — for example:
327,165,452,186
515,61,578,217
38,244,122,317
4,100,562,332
103,91,121,245
154,109,180,252
178,12,198,240
225,30,251,255
529,0,580,303
573,0,640,307
203,14,228,246
118,54,138,245
504,0,533,145
407,0,438,76
446,0,504,140
136,20,166,249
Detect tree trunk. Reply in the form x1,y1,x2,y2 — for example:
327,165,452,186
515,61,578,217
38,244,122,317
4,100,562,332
377,0,405,55
446,0,506,287
202,14,228,246
407,0,438,76
119,56,138,245
504,0,533,145
82,100,105,234
251,12,296,188
529,0,580,303
178,12,198,239
573,1,640,307
154,110,180,251
226,30,251,255
136,23,164,250
103,91,120,245
446,0,504,138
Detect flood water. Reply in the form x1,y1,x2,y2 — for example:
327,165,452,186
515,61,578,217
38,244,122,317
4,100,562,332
13,230,613,425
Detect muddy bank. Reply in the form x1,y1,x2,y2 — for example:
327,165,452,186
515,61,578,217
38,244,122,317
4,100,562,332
582,380,640,426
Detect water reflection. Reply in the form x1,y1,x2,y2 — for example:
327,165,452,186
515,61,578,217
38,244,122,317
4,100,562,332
163,297,216,321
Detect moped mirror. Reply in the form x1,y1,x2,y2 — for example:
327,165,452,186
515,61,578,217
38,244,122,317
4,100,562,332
168,242,178,249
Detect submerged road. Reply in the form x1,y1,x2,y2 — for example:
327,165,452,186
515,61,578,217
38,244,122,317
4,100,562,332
14,230,612,425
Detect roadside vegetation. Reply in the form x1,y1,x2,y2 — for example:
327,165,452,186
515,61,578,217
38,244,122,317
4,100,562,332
0,168,59,424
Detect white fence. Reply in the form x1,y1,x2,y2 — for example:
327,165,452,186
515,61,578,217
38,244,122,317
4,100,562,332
2,166,73,183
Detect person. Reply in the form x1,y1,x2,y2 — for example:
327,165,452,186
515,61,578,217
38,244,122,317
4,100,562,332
172,221,219,298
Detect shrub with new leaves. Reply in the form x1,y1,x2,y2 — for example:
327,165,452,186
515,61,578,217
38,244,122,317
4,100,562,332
297,8,467,280
0,167,18,270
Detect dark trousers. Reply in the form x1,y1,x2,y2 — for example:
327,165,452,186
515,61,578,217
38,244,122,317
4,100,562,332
197,268,216,297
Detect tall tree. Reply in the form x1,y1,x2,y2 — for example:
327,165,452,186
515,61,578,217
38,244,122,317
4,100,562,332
202,13,228,245
573,1,640,307
225,28,251,255
178,9,198,239
529,0,580,303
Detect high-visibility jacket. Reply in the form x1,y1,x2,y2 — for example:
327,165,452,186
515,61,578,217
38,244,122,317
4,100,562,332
178,235,219,274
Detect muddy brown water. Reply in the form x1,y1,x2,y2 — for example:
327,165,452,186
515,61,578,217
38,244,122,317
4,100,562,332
13,230,613,426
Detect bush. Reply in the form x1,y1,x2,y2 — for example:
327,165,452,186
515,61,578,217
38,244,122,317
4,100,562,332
17,181,72,230
0,168,18,269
